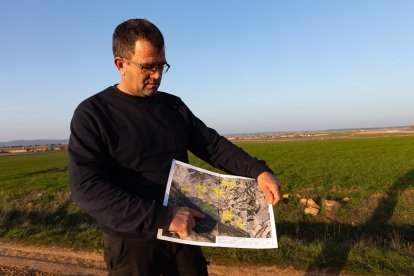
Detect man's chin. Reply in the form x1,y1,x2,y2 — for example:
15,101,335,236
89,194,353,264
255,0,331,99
144,85,159,96
144,89,158,97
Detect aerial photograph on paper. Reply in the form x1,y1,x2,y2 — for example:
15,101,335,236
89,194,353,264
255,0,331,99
157,160,277,249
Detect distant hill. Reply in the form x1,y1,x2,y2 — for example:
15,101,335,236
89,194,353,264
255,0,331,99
0,139,69,147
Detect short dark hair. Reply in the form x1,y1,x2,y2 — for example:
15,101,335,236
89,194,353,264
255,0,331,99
112,19,164,59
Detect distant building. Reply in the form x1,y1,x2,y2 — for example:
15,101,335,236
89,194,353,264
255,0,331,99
0,143,68,154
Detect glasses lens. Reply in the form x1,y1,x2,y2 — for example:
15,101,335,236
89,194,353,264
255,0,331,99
162,64,170,74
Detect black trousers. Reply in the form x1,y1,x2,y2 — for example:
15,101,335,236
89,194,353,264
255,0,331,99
103,233,209,276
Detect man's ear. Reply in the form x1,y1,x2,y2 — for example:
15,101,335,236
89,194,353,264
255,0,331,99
114,57,126,76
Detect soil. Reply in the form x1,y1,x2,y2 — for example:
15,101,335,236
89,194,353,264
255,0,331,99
0,241,306,276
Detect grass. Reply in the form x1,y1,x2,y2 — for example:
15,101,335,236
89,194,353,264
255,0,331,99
0,152,101,248
0,137,413,274
199,137,414,274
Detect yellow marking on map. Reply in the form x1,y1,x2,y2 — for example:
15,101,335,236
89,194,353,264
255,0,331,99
196,183,207,193
222,210,233,221
222,211,247,231
181,185,192,193
235,217,247,231
221,179,237,188
212,187,226,199
195,183,207,199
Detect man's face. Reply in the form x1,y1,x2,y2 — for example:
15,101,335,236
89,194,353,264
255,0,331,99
118,39,166,97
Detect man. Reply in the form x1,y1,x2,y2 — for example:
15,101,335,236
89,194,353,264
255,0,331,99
69,18,280,275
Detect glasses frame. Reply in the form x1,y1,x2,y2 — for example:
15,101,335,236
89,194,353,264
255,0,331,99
125,59,170,75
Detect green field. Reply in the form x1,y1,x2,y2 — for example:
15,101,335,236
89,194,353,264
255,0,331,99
1,136,413,274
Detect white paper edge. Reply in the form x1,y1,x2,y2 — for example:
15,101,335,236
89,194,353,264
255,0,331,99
157,229,277,249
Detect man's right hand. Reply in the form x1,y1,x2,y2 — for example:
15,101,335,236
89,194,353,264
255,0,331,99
168,207,205,237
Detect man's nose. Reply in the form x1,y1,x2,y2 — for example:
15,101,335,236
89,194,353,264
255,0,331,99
150,69,162,79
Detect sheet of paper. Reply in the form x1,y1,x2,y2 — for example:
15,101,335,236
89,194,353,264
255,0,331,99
157,160,278,249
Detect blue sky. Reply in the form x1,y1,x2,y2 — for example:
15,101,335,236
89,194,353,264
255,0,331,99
1,0,413,141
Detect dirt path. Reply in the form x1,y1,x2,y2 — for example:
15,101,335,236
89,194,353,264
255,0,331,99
0,241,307,276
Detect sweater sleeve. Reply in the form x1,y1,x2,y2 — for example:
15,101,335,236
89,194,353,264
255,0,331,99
182,103,272,179
68,103,171,238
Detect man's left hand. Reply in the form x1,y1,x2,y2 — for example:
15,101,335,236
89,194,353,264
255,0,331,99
257,171,281,205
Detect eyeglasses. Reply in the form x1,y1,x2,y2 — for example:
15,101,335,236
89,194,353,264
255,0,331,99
126,59,170,75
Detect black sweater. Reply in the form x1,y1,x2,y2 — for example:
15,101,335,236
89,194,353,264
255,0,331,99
69,85,271,240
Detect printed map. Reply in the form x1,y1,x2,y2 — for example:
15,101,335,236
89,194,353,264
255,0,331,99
157,160,278,249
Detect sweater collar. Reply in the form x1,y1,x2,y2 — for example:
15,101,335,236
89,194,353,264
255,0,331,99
110,85,160,104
